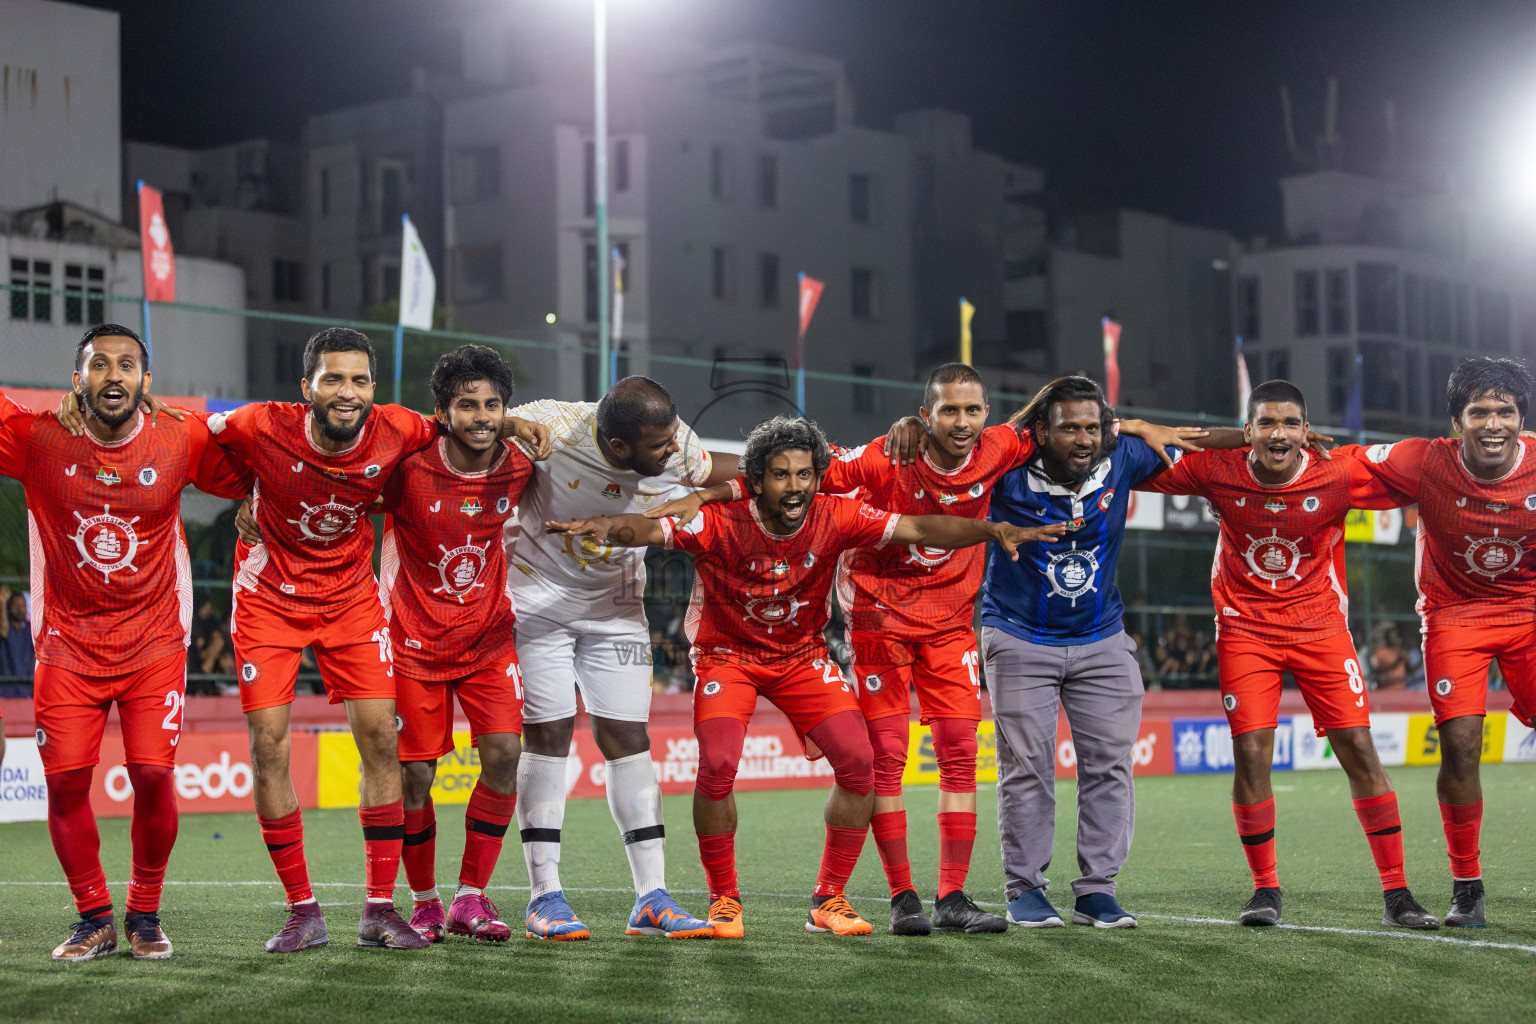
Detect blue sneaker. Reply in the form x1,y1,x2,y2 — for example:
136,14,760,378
524,891,591,941
1006,889,1064,928
625,889,714,939
1072,892,1137,929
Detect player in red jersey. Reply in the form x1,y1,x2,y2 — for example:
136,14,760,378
1138,380,1440,930
549,415,1065,938
649,364,1198,935
1351,357,1536,928
197,327,549,953
0,324,250,962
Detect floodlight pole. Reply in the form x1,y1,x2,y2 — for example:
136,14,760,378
594,0,612,397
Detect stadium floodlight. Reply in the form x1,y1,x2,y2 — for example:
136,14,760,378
546,313,558,324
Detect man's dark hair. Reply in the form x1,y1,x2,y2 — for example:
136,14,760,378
742,416,831,480
302,326,377,381
429,345,514,410
1247,379,1308,422
1446,357,1530,421
596,375,677,445
75,323,149,371
924,362,987,409
1009,375,1118,455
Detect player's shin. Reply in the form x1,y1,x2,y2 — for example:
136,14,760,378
258,809,315,906
516,751,568,899
461,780,517,892
932,719,980,898
868,716,915,897
1353,792,1407,890
606,750,667,895
1232,798,1279,889
359,800,406,903
1439,800,1484,881
403,799,438,904
809,712,877,898
125,764,178,914
46,767,112,918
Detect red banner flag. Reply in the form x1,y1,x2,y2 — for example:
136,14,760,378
798,273,824,339
1101,316,1121,407
137,182,176,303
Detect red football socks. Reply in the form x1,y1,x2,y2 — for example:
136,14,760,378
1354,792,1407,891
813,824,868,898
403,801,438,899
125,764,178,914
46,767,111,916
871,810,915,897
359,799,405,902
1439,799,1483,880
461,781,517,891
1233,798,1279,889
698,831,739,900
259,808,315,906
937,811,977,899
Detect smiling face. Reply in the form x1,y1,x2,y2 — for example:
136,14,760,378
1244,400,1308,480
301,349,375,445
921,380,989,462
1455,390,1523,478
1034,399,1103,485
608,418,681,478
752,448,821,534
437,378,505,457
73,335,148,431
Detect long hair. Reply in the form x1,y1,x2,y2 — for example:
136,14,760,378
1009,375,1118,455
741,416,831,481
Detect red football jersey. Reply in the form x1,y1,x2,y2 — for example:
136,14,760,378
207,402,437,611
0,394,250,674
661,494,901,666
828,424,1033,638
378,437,532,682
1138,446,1400,644
1355,436,1536,629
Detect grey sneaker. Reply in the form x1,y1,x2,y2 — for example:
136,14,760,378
888,889,932,936
933,891,1008,934
265,902,328,954
1382,887,1440,930
1444,879,1486,928
357,903,431,949
1238,887,1282,927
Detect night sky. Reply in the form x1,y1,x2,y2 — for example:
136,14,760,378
81,0,1536,239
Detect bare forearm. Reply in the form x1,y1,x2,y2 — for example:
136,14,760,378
701,452,741,486
900,514,999,550
1194,426,1245,450
596,514,666,547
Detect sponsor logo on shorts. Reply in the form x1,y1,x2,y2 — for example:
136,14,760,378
496,496,511,515
1302,495,1320,513
240,661,261,684
34,728,46,747
1435,677,1455,698
1222,692,1239,712
864,673,884,694
137,465,158,487
364,463,382,479
700,680,722,697
1098,489,1115,512
395,715,405,733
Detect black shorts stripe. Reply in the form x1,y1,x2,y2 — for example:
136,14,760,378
265,839,299,852
1239,829,1276,846
362,824,406,842
520,827,562,845
467,817,510,839
622,825,666,845
1367,825,1402,837
403,824,437,847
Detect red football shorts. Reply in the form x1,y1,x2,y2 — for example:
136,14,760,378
32,652,186,775
396,655,525,762
1423,623,1536,727
693,657,862,750
232,585,396,712
847,628,981,725
1216,631,1371,737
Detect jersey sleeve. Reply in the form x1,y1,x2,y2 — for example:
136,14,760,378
1134,448,1208,495
0,392,37,479
1115,435,1177,487
823,438,891,494
673,418,714,487
1334,443,1413,510
1355,437,1430,501
378,403,439,453
509,398,588,434
204,402,263,459
660,504,719,552
837,498,902,550
988,423,1037,470
185,414,254,498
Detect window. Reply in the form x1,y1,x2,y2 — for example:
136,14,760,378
454,246,503,304
379,160,406,229
1405,347,1422,416
851,267,879,320
1424,278,1452,343
1266,349,1290,382
86,266,104,325
756,153,777,209
614,139,630,193
1237,276,1260,340
849,173,874,226
1327,346,1354,414
852,364,874,415
360,256,374,307
382,261,400,304
9,258,29,320
319,168,330,217
1360,339,1403,410
276,340,305,384
710,145,730,200
1325,268,1350,335
450,147,500,204
272,259,304,303
758,251,780,307
583,140,595,217
64,264,84,324
1294,270,1319,336
711,246,735,302
1356,262,1400,334
585,241,629,322
1477,288,1512,352
320,263,331,310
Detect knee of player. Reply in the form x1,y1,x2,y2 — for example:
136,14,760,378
479,743,521,792
593,718,650,760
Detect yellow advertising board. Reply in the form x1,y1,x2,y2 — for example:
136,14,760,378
901,721,999,788
1403,714,1506,767
317,730,486,809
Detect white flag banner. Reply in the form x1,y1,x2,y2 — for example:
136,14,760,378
611,246,626,345
1235,345,1253,424
398,215,436,331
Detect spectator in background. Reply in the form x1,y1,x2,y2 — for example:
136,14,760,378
0,584,35,680
1369,624,1409,691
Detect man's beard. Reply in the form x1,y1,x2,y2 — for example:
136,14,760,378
311,400,371,443
80,381,143,430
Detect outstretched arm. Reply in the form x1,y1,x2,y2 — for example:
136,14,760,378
1154,423,1336,460
502,416,552,460
544,513,666,548
891,515,1066,561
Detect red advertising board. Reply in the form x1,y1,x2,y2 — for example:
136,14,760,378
88,730,318,818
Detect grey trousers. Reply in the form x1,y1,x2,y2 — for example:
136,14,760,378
982,626,1144,901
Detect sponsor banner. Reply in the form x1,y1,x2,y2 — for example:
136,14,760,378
1404,713,1507,766
1292,712,1411,770
1173,717,1293,775
89,730,317,817
900,717,1172,787
0,739,50,823
1162,494,1219,533
1505,719,1536,763
1124,490,1163,532
1343,508,1404,546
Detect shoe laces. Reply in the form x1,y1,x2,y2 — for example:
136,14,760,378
126,912,162,941
817,894,859,919
458,893,499,920
710,896,742,919
65,917,109,945
1451,885,1481,914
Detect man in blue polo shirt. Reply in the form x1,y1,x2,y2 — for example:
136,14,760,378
983,375,1181,930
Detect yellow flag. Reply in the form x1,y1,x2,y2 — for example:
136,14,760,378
959,298,975,365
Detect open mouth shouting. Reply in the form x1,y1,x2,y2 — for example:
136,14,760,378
777,492,808,523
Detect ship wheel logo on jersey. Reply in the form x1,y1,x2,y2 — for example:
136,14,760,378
71,505,142,581
562,533,613,570
288,494,363,544
432,535,492,602
1043,541,1101,606
740,593,806,631
905,543,954,569
1242,530,1306,588
1457,529,1527,579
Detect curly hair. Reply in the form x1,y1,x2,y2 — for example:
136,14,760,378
1447,357,1530,422
1008,375,1119,455
429,344,514,410
741,416,831,481
302,326,376,381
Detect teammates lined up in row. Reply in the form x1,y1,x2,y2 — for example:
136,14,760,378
2,322,1529,960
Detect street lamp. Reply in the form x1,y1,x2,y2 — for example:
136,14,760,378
594,0,612,396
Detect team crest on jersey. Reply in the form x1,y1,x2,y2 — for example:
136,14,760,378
1065,517,1087,532
1043,541,1101,606
1486,500,1510,514
137,465,158,487
968,482,986,499
1526,494,1536,512
432,535,491,602
287,494,363,543
326,468,347,480
864,673,884,694
460,498,483,518
633,489,662,508
602,483,623,499
496,496,511,515
240,661,261,685
905,544,953,569
1302,495,1320,513
701,680,722,697
95,466,121,486
802,552,816,569
741,593,805,630
72,505,141,581
1456,529,1526,579
1222,692,1239,712
1243,530,1306,588
1263,498,1286,514
1435,677,1455,698
364,463,382,479
938,492,959,505
562,533,612,570
1098,489,1116,512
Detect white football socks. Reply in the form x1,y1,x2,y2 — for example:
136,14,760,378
516,752,568,900
606,751,667,896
